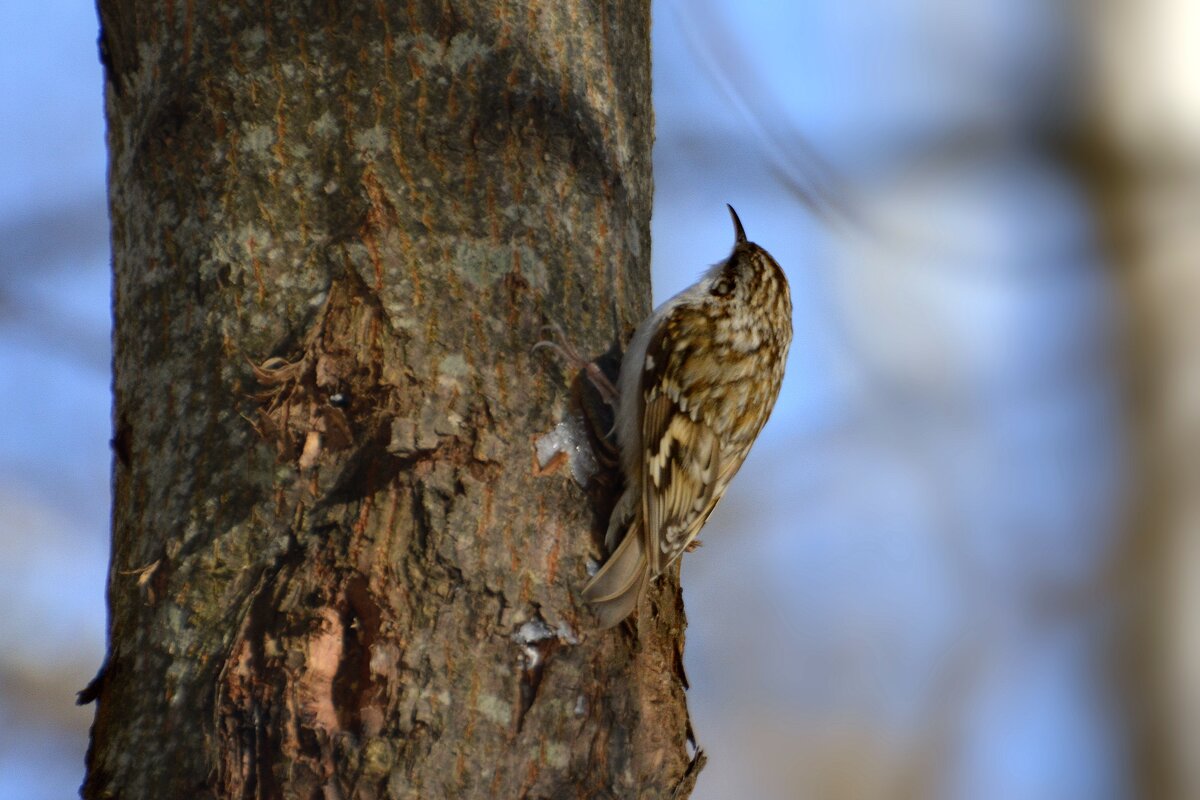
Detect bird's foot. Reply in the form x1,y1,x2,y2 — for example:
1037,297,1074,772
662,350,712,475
533,322,619,407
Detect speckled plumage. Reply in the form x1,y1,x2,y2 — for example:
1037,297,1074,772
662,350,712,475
583,207,792,628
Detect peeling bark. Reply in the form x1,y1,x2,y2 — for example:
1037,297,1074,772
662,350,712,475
84,2,699,798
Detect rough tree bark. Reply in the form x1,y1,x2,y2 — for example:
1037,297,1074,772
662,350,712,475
82,2,702,798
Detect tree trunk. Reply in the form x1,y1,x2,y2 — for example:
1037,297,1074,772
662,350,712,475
1079,3,1200,797
83,2,699,798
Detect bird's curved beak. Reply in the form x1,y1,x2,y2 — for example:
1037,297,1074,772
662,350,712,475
727,204,747,244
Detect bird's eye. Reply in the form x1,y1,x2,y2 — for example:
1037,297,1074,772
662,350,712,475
711,279,733,297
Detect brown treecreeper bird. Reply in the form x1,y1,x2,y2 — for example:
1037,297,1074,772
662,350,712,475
580,206,792,628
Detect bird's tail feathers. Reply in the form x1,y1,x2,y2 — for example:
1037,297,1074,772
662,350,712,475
582,521,647,629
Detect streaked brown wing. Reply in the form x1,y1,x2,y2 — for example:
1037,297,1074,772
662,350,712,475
640,321,724,576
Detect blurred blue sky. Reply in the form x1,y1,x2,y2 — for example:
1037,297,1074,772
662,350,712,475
1,3,111,799
0,1,1127,798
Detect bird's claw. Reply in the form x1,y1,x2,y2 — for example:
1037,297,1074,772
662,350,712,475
533,322,619,406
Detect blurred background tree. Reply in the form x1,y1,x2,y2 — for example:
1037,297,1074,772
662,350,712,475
2,1,1197,798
